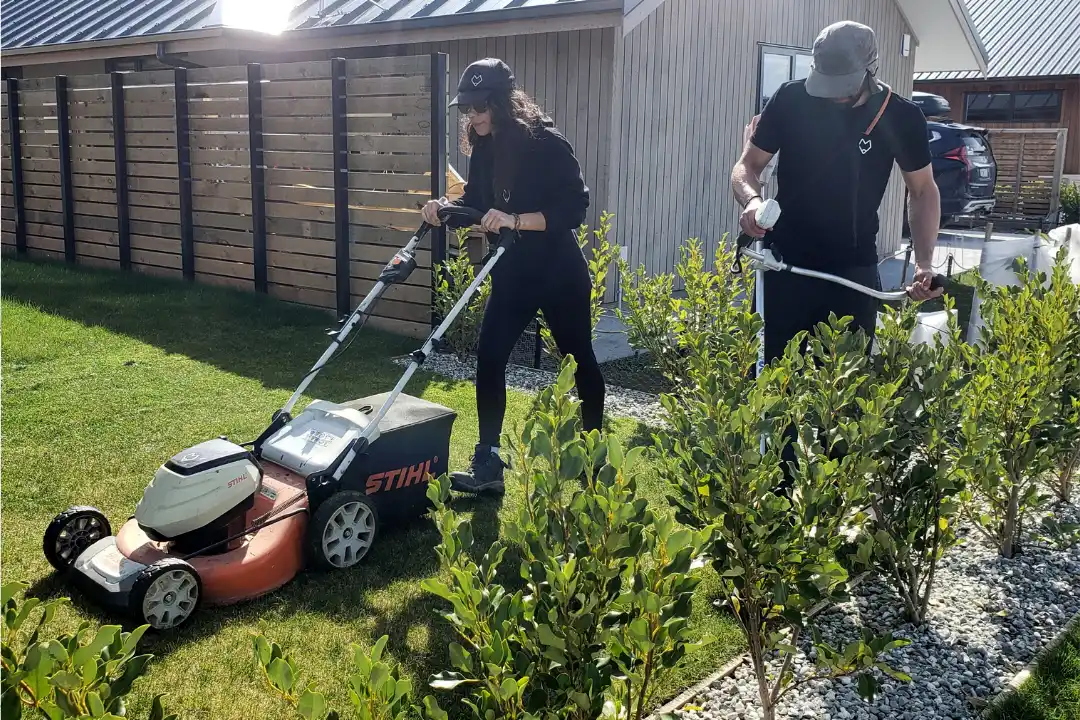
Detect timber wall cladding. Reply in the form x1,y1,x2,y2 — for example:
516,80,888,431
0,56,437,338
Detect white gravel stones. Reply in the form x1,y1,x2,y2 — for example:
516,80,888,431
672,507,1080,720
400,351,668,427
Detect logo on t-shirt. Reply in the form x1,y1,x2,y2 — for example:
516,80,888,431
859,137,872,155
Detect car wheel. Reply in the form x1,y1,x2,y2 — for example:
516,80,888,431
43,506,111,572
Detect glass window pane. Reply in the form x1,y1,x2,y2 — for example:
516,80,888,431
1012,91,1061,122
966,93,1011,122
761,52,792,109
793,54,812,81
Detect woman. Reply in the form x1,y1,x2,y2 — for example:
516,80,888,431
422,58,605,496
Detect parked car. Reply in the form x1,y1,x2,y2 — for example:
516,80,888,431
906,91,997,231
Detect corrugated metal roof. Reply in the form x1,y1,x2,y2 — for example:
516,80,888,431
915,0,1080,81
0,0,218,49
0,0,596,50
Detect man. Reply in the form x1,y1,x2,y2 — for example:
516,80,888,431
731,20,943,365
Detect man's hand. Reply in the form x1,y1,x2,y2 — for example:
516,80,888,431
906,262,944,300
739,196,769,238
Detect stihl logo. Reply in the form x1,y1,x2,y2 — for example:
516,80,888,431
366,457,437,494
227,475,246,488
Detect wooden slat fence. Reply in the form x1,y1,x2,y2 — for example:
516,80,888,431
1,54,447,339
988,128,1068,222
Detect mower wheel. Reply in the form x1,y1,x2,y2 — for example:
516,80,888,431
308,490,379,570
130,558,202,631
43,506,112,572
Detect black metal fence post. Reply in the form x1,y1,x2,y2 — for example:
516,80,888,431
6,77,27,255
247,62,267,293
174,67,194,280
332,57,350,318
111,71,131,271
429,52,448,329
55,75,75,263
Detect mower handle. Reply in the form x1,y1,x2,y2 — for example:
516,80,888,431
432,204,517,248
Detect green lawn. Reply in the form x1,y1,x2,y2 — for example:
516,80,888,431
0,258,743,720
988,618,1080,720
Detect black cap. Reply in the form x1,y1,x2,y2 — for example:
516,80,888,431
449,58,515,108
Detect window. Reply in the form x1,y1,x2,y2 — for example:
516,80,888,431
964,90,1062,123
758,44,813,112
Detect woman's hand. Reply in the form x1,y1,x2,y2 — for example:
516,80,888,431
480,209,515,234
422,197,451,226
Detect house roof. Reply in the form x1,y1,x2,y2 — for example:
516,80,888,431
915,0,1080,81
0,0,601,51
1,0,216,50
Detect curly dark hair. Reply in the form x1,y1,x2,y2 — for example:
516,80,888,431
458,87,548,156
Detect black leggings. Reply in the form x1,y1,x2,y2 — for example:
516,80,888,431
475,250,605,447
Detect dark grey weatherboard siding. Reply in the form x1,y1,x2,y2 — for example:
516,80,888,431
608,0,917,282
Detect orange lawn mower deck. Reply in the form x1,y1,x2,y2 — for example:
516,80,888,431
40,207,506,632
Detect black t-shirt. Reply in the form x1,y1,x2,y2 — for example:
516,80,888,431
750,79,931,270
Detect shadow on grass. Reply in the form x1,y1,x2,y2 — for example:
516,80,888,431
0,257,429,401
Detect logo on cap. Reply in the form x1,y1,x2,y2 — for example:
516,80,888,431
471,74,482,87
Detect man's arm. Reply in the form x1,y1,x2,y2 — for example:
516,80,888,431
902,164,939,267
902,164,943,299
732,115,777,236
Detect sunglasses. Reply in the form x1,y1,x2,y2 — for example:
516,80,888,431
458,102,489,115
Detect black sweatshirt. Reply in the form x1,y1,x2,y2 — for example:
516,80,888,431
453,118,591,265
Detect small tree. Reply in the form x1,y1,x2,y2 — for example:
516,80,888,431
656,316,910,720
431,229,493,361
616,237,755,389
960,251,1079,558
1,582,174,720
850,299,971,624
421,356,710,720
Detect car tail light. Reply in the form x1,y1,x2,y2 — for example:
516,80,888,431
944,145,971,181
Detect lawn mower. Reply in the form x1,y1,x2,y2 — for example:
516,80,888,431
41,206,509,631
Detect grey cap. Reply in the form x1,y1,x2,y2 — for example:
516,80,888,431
804,21,878,99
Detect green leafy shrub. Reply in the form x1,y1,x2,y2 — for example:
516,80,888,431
960,250,1080,558
1060,178,1080,224
421,355,710,720
848,299,971,624
252,633,414,720
1,581,173,720
539,211,621,363
616,237,754,389
431,228,492,361
655,314,910,720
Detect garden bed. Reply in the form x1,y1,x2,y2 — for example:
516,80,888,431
668,506,1080,720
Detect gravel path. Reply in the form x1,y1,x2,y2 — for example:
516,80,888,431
672,506,1080,720
402,351,667,427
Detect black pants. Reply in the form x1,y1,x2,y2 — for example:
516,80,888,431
761,264,881,489
475,246,605,448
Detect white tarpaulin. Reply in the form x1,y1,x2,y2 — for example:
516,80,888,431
966,224,1080,344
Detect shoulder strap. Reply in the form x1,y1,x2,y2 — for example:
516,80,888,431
864,86,893,135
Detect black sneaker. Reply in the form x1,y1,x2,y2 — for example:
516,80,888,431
450,444,507,495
